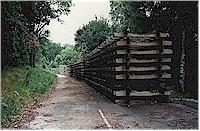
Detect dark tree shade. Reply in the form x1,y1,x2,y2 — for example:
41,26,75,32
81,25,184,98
1,2,29,67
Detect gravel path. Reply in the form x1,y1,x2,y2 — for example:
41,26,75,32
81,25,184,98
24,74,198,129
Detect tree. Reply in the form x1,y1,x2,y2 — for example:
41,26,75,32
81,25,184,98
36,39,80,68
110,1,197,33
20,1,71,67
1,2,29,68
20,1,71,37
110,1,154,33
74,17,113,54
1,1,72,68
36,37,62,68
57,44,81,66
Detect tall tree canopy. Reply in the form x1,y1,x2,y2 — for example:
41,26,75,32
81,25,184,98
110,1,198,34
20,1,71,37
2,1,71,68
74,17,113,54
110,1,154,33
2,2,29,67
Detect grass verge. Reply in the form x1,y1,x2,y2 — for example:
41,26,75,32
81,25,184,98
1,67,57,125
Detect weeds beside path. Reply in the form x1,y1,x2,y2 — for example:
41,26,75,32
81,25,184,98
1,67,57,127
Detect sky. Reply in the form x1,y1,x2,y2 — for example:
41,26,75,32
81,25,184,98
46,1,111,46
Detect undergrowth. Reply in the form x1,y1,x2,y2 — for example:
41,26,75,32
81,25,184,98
1,67,56,124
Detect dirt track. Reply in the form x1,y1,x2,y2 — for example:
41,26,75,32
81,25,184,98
24,74,198,129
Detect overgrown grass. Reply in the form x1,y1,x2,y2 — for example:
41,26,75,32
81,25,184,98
48,68,59,75
1,67,57,124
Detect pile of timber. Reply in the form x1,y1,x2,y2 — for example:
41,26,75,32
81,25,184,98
69,32,178,102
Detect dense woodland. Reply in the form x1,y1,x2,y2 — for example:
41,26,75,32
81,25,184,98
1,0,198,126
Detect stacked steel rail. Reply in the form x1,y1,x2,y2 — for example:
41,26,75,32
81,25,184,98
70,32,177,103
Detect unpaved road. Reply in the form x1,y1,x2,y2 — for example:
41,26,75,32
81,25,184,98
24,74,198,129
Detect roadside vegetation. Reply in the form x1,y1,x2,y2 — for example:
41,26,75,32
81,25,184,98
1,67,56,124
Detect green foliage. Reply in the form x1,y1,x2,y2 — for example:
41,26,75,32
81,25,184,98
2,1,71,68
110,1,154,33
48,68,59,74
1,67,56,124
20,1,72,36
48,44,81,68
2,2,29,67
74,17,113,54
110,1,198,33
36,37,62,68
36,37,80,68
59,44,81,65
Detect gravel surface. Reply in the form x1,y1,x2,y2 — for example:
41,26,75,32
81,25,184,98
22,74,198,129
